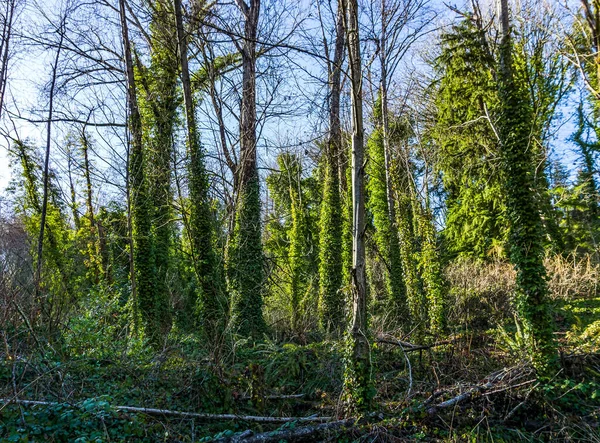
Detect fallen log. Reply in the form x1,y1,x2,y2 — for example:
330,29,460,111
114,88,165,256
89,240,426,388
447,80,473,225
0,398,331,424
239,393,306,401
212,419,355,443
213,412,387,442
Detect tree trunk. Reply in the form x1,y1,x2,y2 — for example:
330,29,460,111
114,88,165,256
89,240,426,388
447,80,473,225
174,0,225,345
379,0,396,234
229,0,266,337
119,0,158,341
35,22,64,306
376,0,407,317
319,0,346,334
236,0,260,192
344,0,372,411
497,0,555,371
0,0,16,122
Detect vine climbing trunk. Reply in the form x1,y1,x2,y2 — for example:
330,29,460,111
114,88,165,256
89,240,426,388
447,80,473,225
228,0,266,337
35,20,64,320
344,0,372,412
119,0,158,342
497,0,555,372
379,0,396,238
376,0,407,318
173,0,224,345
80,130,106,283
319,0,345,335
139,0,178,337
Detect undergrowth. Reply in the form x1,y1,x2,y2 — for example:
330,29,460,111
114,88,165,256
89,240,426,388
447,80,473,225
1,256,599,441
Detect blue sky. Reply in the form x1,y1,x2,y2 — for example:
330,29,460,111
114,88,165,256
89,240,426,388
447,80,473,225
0,0,589,198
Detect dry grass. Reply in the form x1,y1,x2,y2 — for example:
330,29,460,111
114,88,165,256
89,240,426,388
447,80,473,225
444,254,600,330
545,254,600,300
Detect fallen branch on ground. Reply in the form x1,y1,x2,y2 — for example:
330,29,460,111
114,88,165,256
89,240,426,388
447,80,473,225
239,393,306,401
212,419,355,443
423,390,448,406
0,399,331,424
426,366,535,414
376,336,454,352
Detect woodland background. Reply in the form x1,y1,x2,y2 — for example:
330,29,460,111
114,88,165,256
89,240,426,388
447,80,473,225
0,0,599,441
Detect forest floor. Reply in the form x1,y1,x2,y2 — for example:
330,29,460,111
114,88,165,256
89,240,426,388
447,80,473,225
1,295,599,442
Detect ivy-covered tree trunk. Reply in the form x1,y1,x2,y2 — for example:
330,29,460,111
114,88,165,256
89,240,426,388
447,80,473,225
278,155,307,333
136,0,178,336
35,22,63,312
497,0,555,371
173,0,225,344
80,131,106,284
396,191,424,335
344,0,373,412
377,1,407,316
319,0,345,335
228,0,266,337
416,204,445,337
366,101,406,318
119,0,159,343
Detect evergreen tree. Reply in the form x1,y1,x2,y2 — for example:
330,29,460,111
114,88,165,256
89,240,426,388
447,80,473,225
553,106,600,254
434,11,568,259
434,17,507,259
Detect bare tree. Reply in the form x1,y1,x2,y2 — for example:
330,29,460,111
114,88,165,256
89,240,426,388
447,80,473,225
345,0,371,410
35,16,65,301
0,0,19,122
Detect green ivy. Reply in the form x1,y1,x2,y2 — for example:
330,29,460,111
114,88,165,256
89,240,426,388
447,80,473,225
497,17,556,372
228,171,266,338
318,156,345,334
365,109,407,318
